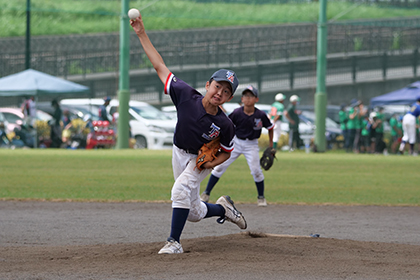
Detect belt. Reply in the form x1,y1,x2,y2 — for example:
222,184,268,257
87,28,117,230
184,149,198,155
237,137,254,141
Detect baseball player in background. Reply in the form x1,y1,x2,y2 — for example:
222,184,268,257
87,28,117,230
270,93,285,150
201,85,274,207
130,13,247,255
284,95,302,151
399,97,420,155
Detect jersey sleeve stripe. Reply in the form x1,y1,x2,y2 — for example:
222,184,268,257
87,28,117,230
267,123,275,130
220,144,234,153
164,73,174,95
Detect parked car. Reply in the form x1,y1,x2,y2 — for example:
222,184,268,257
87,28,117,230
160,105,177,120
297,105,341,125
0,107,52,132
60,98,176,149
36,102,100,122
299,110,343,148
0,111,11,134
0,107,52,148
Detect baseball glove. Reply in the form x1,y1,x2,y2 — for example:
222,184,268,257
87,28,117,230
196,137,221,171
260,147,276,171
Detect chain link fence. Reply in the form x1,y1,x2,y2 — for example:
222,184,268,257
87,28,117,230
1,17,420,106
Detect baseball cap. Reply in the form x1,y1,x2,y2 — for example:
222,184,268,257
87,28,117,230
103,96,111,102
210,69,239,95
290,95,299,102
275,93,285,102
242,85,258,97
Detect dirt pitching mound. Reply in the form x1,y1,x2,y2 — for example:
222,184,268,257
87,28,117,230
1,232,419,280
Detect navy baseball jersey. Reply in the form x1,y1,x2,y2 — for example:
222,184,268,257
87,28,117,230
164,73,235,153
409,102,420,117
229,106,274,140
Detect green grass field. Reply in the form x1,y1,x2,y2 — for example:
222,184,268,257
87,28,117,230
1,0,419,36
1,149,418,206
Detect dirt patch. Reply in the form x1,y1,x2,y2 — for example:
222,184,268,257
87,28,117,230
1,232,419,280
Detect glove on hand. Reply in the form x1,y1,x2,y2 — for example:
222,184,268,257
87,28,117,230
260,147,276,171
196,137,220,171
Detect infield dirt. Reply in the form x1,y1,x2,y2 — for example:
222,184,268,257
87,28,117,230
1,201,420,280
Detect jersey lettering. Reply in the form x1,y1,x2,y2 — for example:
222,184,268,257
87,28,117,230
203,123,220,140
253,118,263,130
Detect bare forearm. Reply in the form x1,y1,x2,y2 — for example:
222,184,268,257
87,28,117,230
203,151,230,169
268,129,274,148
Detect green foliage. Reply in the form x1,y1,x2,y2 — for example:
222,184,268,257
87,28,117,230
0,149,418,206
391,31,401,50
1,0,420,37
353,37,363,51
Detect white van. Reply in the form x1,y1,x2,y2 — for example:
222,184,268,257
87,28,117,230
60,98,176,149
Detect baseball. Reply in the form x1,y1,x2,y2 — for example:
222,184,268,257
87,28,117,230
128,8,140,20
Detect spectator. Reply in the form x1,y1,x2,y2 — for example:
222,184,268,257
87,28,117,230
270,93,285,150
360,113,370,153
50,99,63,148
284,95,301,151
389,113,402,154
346,100,358,153
21,96,36,127
0,122,11,147
62,109,72,127
338,103,348,150
369,111,381,154
98,97,111,122
353,100,367,153
374,107,385,153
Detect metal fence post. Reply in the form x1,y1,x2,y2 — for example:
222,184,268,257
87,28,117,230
382,52,387,80
352,55,357,83
413,48,418,77
239,39,242,66
289,62,294,89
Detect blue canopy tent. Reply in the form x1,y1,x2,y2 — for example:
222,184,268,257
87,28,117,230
0,69,90,97
370,81,420,108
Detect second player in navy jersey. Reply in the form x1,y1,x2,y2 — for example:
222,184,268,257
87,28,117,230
201,85,275,206
130,12,247,255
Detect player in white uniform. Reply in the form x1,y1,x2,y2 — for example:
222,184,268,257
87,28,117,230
130,12,247,255
399,97,420,155
270,93,285,150
201,85,275,206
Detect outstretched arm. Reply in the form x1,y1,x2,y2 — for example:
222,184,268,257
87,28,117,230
130,14,170,84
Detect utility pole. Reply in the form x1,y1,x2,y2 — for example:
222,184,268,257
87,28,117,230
117,0,130,149
314,0,328,152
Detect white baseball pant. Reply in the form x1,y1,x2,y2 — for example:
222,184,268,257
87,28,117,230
272,120,282,143
171,145,212,222
402,114,416,144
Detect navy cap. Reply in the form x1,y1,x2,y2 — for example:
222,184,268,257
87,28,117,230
104,96,111,102
242,85,258,97
211,69,239,94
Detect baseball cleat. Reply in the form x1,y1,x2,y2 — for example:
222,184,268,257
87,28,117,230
216,195,247,230
257,196,267,207
158,237,184,254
